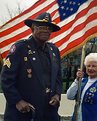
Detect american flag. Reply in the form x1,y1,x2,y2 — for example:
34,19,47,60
0,0,97,59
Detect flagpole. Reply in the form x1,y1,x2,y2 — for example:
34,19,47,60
74,43,86,121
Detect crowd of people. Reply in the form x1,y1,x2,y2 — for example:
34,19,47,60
0,12,97,121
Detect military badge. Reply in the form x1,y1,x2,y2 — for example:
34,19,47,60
46,88,50,93
53,53,56,57
3,58,11,68
89,87,96,93
27,69,32,78
32,51,36,54
52,52,57,62
32,57,36,61
10,45,16,53
50,47,53,50
92,94,94,97
28,74,32,78
27,69,32,73
92,87,96,92
28,50,33,54
88,93,92,95
24,57,28,61
90,88,94,93
27,45,31,49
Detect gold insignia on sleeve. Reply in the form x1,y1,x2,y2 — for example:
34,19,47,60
24,57,28,61
3,58,11,68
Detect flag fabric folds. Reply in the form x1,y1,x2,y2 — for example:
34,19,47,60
0,0,97,59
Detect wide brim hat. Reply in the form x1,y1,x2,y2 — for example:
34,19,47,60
24,12,60,32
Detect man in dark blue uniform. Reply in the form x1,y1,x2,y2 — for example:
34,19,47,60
1,12,62,121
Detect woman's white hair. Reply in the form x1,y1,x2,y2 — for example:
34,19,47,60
84,53,97,65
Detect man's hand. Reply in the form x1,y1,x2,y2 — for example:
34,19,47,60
49,94,60,106
16,100,35,113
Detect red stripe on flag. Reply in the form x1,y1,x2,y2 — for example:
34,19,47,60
60,26,97,57
55,13,97,47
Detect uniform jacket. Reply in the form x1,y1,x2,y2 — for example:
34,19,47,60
1,36,62,121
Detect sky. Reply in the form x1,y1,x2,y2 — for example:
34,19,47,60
0,0,38,26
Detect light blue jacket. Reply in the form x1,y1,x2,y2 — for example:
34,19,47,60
67,78,97,121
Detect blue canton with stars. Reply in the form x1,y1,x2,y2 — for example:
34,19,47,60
57,0,88,21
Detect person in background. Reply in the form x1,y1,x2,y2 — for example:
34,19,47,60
1,12,62,121
67,53,97,121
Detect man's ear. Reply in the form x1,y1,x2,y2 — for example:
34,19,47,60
31,24,35,31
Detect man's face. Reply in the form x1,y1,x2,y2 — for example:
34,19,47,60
32,24,52,44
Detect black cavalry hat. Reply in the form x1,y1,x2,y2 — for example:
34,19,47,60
24,12,60,32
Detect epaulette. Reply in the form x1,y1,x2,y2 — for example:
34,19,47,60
47,42,57,49
15,39,27,45
13,39,27,49
8,39,27,55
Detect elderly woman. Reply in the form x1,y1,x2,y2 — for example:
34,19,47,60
67,53,97,121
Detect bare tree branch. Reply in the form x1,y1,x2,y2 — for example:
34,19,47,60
0,1,25,26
